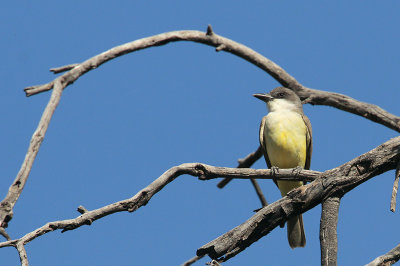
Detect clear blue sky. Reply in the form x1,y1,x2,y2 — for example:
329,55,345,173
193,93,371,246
1,1,399,265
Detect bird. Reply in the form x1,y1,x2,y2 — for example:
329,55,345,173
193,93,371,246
253,87,312,248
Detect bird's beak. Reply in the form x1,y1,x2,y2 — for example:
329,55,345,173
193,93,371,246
253,93,273,102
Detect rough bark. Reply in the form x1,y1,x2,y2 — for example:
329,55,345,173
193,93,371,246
197,137,400,261
320,197,341,266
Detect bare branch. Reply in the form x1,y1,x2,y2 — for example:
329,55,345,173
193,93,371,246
197,136,400,262
0,228,11,241
250,179,268,207
24,82,54,97
50,63,79,74
23,27,400,133
0,164,318,250
390,160,400,212
320,197,341,266
366,243,400,266
181,255,205,266
0,135,398,263
300,88,400,133
0,80,64,228
6,26,399,265
217,146,263,188
16,242,28,266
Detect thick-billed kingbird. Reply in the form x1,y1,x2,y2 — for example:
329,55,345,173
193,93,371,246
254,87,312,248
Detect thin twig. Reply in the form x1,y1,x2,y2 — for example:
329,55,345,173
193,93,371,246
390,160,400,212
23,82,54,96
181,254,205,266
320,197,341,266
50,63,79,74
217,146,263,188
366,243,400,266
0,228,11,241
250,179,268,207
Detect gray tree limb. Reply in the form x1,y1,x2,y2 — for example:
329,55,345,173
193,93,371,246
0,80,64,229
197,136,400,262
217,146,263,188
181,255,205,266
16,242,28,266
366,243,400,266
1,25,398,265
1,136,397,263
0,164,317,251
390,161,400,212
24,26,400,134
320,197,341,266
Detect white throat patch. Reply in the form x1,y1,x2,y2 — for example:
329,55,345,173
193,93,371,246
267,98,300,113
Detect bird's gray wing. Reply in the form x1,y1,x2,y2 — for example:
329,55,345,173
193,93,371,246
302,114,313,170
259,116,272,169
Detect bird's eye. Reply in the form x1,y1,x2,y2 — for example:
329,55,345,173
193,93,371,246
277,92,285,98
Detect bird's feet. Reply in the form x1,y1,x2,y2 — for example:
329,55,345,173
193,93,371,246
292,166,303,181
292,166,303,175
271,166,280,177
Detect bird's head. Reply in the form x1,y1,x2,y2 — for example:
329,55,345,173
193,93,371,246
253,87,303,113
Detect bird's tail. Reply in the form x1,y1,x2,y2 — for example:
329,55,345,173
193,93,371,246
287,214,306,248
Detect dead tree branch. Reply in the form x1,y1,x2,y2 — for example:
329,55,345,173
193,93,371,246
8,24,397,233
217,146,263,188
217,146,267,207
0,80,64,229
181,255,205,266
1,136,397,262
250,178,268,207
197,136,400,262
16,242,28,266
24,27,400,134
320,196,341,266
0,164,318,252
390,161,400,212
366,243,400,266
2,25,399,264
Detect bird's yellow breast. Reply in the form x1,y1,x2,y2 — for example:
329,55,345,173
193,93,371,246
264,111,307,169
263,111,307,196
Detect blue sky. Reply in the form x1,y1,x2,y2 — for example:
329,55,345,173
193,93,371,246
1,1,399,265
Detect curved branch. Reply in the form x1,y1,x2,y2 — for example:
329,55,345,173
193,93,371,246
1,136,398,262
4,26,398,265
25,26,400,133
0,164,318,250
300,88,400,133
197,136,400,261
366,243,400,266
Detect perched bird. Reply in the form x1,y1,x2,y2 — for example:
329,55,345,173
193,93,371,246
254,87,312,248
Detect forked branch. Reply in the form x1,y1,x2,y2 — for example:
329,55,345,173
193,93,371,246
24,26,400,133
0,164,317,252
1,25,399,265
197,137,400,262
